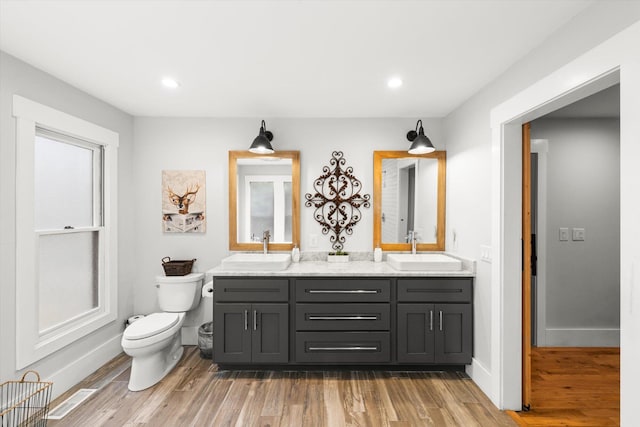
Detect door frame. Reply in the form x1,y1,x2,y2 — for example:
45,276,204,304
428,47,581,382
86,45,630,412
521,122,532,410
489,53,627,409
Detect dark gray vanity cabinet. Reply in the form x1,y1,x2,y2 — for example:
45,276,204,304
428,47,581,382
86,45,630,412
212,274,473,367
396,278,472,364
213,278,289,364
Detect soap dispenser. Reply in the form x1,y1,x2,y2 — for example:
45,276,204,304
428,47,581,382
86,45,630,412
292,245,300,263
374,247,382,262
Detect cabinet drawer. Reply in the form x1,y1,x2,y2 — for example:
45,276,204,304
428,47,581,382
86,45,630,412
296,304,390,331
397,278,472,302
295,332,390,363
214,278,289,302
295,279,391,302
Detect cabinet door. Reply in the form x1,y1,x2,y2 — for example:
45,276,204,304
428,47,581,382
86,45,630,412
397,304,435,363
213,303,252,363
252,303,289,364
434,303,472,364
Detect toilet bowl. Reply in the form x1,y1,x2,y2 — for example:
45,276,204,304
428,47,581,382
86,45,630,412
121,272,204,391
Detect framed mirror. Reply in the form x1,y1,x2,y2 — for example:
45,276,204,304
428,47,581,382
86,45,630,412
229,150,300,251
373,150,446,251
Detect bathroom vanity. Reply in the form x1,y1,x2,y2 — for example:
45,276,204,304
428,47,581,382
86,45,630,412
208,259,474,367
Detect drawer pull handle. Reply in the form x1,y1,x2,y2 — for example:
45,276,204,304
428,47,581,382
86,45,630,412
429,310,433,331
244,310,248,331
308,290,379,294
308,316,378,321
253,310,258,331
407,288,462,293
439,310,443,331
308,346,378,351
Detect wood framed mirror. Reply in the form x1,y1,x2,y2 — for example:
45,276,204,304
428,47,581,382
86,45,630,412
229,150,300,251
373,150,446,251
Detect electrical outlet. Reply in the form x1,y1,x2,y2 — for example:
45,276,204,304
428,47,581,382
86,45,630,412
309,234,318,248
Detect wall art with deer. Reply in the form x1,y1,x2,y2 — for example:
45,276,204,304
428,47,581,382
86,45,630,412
162,170,206,233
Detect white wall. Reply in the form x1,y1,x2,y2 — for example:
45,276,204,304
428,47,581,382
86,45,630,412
131,118,444,331
0,52,135,396
444,1,640,410
532,118,620,346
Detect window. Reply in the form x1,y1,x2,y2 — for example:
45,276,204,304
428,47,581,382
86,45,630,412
13,96,118,369
35,130,103,334
244,175,292,243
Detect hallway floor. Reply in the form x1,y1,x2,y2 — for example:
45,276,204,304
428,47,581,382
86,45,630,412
507,347,620,427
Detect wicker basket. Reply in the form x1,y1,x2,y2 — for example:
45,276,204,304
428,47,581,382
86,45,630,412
161,257,196,276
0,370,53,427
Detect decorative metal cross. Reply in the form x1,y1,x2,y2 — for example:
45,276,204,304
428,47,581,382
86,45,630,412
305,151,371,251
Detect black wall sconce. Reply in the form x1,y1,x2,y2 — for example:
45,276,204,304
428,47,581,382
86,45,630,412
249,120,274,154
407,119,435,154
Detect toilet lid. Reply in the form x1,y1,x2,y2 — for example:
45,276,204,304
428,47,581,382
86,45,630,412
124,313,180,340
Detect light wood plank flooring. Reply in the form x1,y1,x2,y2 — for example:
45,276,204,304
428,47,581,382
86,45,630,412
48,346,514,426
507,347,620,427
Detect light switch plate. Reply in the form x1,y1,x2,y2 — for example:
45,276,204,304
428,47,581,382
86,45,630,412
559,228,569,241
572,227,586,241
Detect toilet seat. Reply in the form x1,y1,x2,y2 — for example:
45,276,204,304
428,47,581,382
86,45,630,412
124,312,180,340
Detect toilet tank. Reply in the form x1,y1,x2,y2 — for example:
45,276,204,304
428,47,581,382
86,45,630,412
156,273,204,312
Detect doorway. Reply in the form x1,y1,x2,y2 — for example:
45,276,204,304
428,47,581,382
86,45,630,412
521,84,621,414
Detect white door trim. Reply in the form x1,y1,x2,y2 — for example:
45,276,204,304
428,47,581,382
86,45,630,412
489,20,639,412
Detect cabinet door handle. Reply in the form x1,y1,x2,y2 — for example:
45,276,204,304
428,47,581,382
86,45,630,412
308,346,378,351
253,310,258,331
244,310,248,331
439,310,443,331
308,289,378,294
429,310,433,331
308,315,378,321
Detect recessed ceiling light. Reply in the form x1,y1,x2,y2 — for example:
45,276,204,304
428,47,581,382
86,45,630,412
387,77,403,89
161,77,180,89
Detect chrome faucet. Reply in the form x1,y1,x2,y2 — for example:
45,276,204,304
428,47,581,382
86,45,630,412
262,230,271,254
408,230,418,254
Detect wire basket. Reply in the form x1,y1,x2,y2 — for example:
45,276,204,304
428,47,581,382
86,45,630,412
0,371,52,427
161,257,196,276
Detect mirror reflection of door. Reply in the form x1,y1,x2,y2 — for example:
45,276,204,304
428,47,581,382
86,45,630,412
381,157,439,244
398,164,415,242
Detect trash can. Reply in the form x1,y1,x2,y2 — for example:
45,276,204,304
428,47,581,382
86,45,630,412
198,322,213,359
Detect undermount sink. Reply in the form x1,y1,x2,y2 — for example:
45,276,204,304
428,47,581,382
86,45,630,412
386,253,462,271
220,253,292,271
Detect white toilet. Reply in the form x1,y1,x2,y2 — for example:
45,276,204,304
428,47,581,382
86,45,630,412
121,272,204,391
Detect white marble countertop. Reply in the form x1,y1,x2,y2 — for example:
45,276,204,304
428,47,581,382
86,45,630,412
207,259,475,277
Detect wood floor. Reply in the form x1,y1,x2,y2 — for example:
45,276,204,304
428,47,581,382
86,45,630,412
47,346,515,427
507,347,620,427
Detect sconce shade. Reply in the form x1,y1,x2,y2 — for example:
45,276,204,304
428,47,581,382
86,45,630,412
249,120,274,154
407,120,435,154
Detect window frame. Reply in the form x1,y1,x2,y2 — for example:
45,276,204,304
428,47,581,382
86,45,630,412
13,95,119,369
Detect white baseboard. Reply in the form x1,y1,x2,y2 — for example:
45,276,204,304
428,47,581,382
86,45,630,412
466,358,495,405
47,333,123,400
545,327,620,347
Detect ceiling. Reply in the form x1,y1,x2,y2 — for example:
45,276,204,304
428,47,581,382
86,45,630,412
0,0,595,118
544,84,620,119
